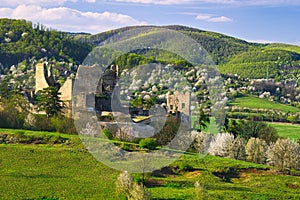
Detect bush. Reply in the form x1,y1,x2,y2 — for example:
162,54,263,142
32,114,53,132
194,181,206,200
29,114,76,134
139,138,158,150
116,171,134,197
48,135,67,144
233,120,279,144
0,107,25,129
179,162,194,172
50,115,77,134
0,95,29,129
116,171,151,200
120,143,131,151
103,129,113,140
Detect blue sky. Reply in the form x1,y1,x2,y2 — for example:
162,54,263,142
0,0,299,45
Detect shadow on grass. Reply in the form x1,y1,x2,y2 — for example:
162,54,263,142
8,173,68,179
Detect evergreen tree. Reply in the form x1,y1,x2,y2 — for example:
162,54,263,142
36,86,64,117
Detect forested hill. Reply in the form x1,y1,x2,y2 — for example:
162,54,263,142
0,18,92,73
1,18,300,80
85,25,256,65
84,25,300,79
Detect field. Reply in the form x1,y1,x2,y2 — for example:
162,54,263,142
1,129,300,199
268,123,300,140
229,96,300,113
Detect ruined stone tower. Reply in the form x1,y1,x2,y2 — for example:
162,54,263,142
166,91,191,116
166,91,191,127
35,63,74,116
35,63,56,93
59,77,74,113
35,63,49,93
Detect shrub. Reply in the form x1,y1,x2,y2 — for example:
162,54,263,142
246,138,268,164
0,95,29,129
50,115,77,134
139,138,158,150
116,171,151,200
179,162,194,172
0,107,25,129
194,181,206,200
287,115,297,124
234,120,278,143
102,129,113,140
129,183,151,200
32,114,53,132
48,135,67,144
120,143,131,151
266,138,300,171
116,171,134,197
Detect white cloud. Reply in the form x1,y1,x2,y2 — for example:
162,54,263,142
247,39,277,44
0,5,146,33
112,0,194,5
207,16,233,22
0,0,68,6
104,0,300,6
1,0,299,6
195,14,213,20
196,14,233,23
0,0,99,6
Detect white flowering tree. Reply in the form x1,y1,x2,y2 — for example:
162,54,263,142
208,133,234,157
266,138,300,171
246,138,268,164
193,131,213,155
228,137,246,160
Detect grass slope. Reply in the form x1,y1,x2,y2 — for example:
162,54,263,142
230,96,300,113
0,145,125,200
265,43,300,54
149,155,300,199
268,122,300,140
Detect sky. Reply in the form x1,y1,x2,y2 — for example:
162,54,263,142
0,0,299,45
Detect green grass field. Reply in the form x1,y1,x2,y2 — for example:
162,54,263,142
268,123,300,140
0,129,300,199
230,96,300,113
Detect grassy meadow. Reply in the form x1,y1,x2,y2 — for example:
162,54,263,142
230,96,300,113
0,129,300,199
268,123,300,140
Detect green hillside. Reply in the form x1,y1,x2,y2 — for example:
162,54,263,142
265,43,300,54
1,19,300,79
86,25,253,65
85,24,300,78
218,48,300,78
0,18,92,72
